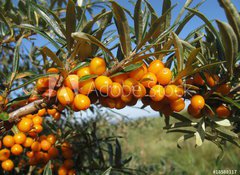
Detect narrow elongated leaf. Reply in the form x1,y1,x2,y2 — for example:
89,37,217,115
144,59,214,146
41,47,64,68
15,71,35,79
172,32,184,71
101,167,112,175
43,160,52,175
177,133,195,149
134,0,143,45
83,10,111,33
115,139,122,168
12,36,24,77
110,1,132,57
79,74,97,82
31,2,65,39
0,11,13,37
185,48,201,67
72,32,115,60
161,0,171,31
214,93,240,109
137,4,176,50
144,0,158,24
216,20,238,77
66,0,76,51
218,0,240,44
18,24,62,51
174,0,193,25
10,73,57,92
123,62,143,72
31,3,66,36
69,62,89,73
186,8,223,49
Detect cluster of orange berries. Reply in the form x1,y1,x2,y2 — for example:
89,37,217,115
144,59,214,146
187,73,232,119
46,58,186,114
0,108,76,174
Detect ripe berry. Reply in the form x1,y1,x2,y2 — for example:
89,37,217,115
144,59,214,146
109,82,122,98
90,57,106,75
148,60,164,75
170,98,185,112
13,132,26,144
95,76,112,94
57,87,74,106
141,72,157,88
73,94,91,110
3,135,15,148
1,159,14,171
129,63,147,81
77,66,91,78
216,105,231,118
150,85,165,102
64,74,79,90
11,144,23,155
190,95,205,110
156,68,172,85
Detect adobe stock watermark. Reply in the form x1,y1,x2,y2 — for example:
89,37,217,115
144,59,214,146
43,75,194,102
213,169,239,175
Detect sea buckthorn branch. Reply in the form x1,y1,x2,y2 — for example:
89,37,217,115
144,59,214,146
8,99,46,122
103,51,137,76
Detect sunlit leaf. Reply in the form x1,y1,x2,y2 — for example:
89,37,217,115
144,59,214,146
134,0,143,45
216,20,238,77
110,1,132,57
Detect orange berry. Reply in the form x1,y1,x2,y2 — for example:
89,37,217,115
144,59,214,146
95,76,112,94
47,134,57,145
37,108,46,116
129,63,147,80
77,66,91,78
53,112,61,120
204,73,215,87
150,85,165,102
191,95,205,110
115,98,126,109
47,108,57,116
25,114,35,119
216,105,231,118
156,68,172,85
133,83,146,99
61,142,71,152
73,94,91,110
23,137,34,148
121,92,133,103
122,78,138,94
193,73,204,86
141,72,157,88
62,150,73,159
188,104,201,118
11,144,23,155
64,74,79,90
3,135,15,148
26,151,34,158
57,87,74,106
148,60,164,75
79,79,95,95
17,118,33,133
36,77,49,91
58,165,68,175
170,98,185,112
47,67,59,73
13,132,26,144
48,146,59,159
216,84,231,95
64,159,74,169
68,169,76,175
112,73,129,84
31,141,41,152
33,116,43,125
109,82,122,98
39,135,47,141
33,124,43,133
0,149,10,161
165,85,183,101
90,57,106,75
40,140,51,151
1,159,14,171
